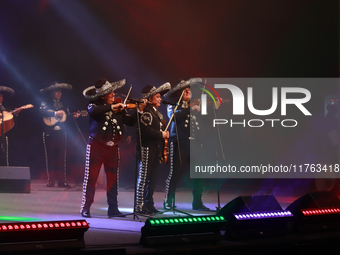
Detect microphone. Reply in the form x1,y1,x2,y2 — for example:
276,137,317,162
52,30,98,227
162,101,177,106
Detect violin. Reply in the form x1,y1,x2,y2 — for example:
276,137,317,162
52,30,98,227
112,98,138,112
159,119,168,164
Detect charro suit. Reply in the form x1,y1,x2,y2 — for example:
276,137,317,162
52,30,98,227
81,100,137,215
164,101,205,209
135,104,164,213
39,98,69,186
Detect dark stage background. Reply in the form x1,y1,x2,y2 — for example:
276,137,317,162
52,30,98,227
0,0,338,192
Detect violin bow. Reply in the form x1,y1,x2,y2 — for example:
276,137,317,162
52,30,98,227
203,79,225,160
123,85,133,105
165,89,185,131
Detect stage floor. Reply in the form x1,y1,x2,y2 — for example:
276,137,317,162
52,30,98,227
0,180,339,254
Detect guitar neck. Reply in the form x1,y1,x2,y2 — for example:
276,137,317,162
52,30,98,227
11,109,20,114
10,104,33,114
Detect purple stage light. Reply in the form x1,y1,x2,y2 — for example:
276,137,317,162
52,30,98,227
233,210,293,220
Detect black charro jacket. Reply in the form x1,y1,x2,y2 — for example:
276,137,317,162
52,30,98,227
167,101,200,141
39,98,70,132
139,104,164,148
87,100,137,145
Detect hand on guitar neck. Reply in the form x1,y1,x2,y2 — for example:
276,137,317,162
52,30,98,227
55,110,80,119
0,104,33,135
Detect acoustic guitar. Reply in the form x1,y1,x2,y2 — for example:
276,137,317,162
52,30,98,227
0,104,34,135
43,110,87,126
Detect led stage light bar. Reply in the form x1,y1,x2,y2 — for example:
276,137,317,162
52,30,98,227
141,215,226,247
233,210,293,220
301,207,340,216
0,220,89,252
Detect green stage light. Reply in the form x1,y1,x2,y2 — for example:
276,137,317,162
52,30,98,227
147,215,225,227
0,216,42,222
140,215,226,247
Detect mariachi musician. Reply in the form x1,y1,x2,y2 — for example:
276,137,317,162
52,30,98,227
81,78,146,218
39,82,79,188
0,86,23,166
135,82,171,216
163,78,210,211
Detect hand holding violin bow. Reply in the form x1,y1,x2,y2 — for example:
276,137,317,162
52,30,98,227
110,85,147,113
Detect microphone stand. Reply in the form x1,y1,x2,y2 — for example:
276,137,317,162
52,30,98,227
132,104,142,221
0,107,4,166
66,108,87,191
211,93,224,212
113,86,141,220
200,81,224,212
108,105,141,221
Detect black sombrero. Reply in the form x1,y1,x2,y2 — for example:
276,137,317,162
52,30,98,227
0,86,15,98
141,82,171,99
164,78,202,99
39,82,73,94
83,78,126,101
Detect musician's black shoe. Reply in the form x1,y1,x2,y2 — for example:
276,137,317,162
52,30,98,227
108,207,126,218
46,180,54,187
81,210,91,218
192,203,210,211
151,206,159,214
58,181,71,188
135,206,156,216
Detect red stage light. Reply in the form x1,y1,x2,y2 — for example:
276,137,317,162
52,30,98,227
301,207,340,216
0,220,89,252
0,220,89,233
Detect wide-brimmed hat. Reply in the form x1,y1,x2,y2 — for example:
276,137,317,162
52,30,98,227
141,82,171,99
39,82,73,94
164,78,202,99
83,78,126,101
0,86,15,98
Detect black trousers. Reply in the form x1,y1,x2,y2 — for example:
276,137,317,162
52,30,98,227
135,145,160,211
81,140,120,212
43,130,67,183
164,139,204,205
0,135,9,166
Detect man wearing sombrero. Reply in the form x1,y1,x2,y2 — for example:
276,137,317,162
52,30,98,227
39,82,77,188
135,82,171,216
0,86,21,166
81,78,146,218
163,78,210,211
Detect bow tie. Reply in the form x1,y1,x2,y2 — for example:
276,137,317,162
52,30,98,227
54,101,63,110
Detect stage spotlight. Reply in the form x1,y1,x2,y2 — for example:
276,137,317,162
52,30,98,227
286,191,340,234
0,220,89,252
140,215,226,247
217,195,294,240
